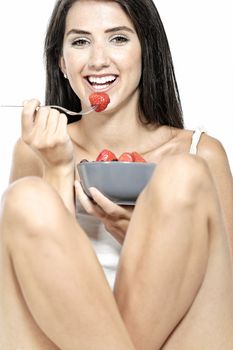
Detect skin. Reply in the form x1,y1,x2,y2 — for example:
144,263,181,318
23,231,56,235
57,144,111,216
0,1,233,349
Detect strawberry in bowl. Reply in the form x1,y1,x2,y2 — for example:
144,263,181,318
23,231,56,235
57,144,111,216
77,149,156,205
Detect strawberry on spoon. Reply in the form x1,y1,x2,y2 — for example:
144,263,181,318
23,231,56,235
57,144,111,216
89,92,110,112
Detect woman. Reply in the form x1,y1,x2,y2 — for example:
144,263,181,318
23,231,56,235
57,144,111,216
0,0,233,349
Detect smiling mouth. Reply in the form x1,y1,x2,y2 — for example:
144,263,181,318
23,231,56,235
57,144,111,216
85,74,118,90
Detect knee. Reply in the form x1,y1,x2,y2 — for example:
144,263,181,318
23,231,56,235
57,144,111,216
145,154,213,209
1,177,63,234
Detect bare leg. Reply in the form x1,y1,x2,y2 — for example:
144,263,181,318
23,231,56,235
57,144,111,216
0,177,135,350
114,154,233,350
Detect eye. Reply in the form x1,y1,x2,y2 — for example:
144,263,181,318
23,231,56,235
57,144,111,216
71,38,90,47
110,35,129,45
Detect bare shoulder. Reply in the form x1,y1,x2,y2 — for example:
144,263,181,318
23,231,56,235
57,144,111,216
197,132,233,246
197,133,232,177
9,138,43,183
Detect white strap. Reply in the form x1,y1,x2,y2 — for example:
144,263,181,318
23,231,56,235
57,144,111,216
189,127,206,155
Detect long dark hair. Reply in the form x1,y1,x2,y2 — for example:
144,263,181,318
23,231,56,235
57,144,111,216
44,0,184,128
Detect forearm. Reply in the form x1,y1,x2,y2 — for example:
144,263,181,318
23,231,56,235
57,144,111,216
43,165,75,215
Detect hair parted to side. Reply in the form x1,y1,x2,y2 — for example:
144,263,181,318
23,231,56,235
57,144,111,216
44,0,184,128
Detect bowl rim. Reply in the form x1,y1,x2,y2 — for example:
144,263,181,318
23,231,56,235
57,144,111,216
77,161,156,167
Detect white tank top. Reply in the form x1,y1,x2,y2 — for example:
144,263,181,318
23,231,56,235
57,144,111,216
76,128,205,289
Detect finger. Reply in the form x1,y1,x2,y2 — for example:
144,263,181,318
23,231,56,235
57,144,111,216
75,180,100,215
55,113,68,139
45,108,60,134
33,106,50,131
89,187,125,217
21,99,40,135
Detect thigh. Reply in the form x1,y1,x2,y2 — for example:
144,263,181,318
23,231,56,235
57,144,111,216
0,177,135,350
114,154,233,350
0,178,65,349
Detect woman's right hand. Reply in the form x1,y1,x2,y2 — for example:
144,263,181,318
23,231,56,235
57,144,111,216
21,99,75,173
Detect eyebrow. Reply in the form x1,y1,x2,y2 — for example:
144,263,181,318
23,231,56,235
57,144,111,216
66,26,135,37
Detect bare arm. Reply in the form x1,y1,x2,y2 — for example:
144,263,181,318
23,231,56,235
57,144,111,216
9,99,76,215
9,137,75,215
199,134,233,255
9,137,43,182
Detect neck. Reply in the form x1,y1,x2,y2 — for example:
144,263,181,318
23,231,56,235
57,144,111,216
82,115,139,153
75,99,154,157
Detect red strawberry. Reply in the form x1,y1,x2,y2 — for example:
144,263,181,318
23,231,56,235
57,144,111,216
96,149,117,162
131,152,146,162
118,152,134,162
89,92,110,112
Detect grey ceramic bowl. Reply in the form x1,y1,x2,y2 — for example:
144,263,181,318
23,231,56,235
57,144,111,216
77,161,156,205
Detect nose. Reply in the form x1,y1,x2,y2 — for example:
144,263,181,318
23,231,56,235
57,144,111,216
88,44,110,70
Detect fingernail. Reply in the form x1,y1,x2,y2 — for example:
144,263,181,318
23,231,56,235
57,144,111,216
22,100,29,106
89,187,96,196
74,180,80,188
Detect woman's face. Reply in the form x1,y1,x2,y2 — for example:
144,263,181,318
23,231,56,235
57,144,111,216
60,0,142,111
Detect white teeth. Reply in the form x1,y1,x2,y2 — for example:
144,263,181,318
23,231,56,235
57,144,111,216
88,75,116,84
91,83,110,90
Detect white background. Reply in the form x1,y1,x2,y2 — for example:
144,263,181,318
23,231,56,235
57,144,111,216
0,0,232,197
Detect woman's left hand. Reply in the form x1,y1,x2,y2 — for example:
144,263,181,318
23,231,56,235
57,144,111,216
75,181,134,244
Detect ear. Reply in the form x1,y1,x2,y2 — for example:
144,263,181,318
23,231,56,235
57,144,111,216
59,56,67,77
